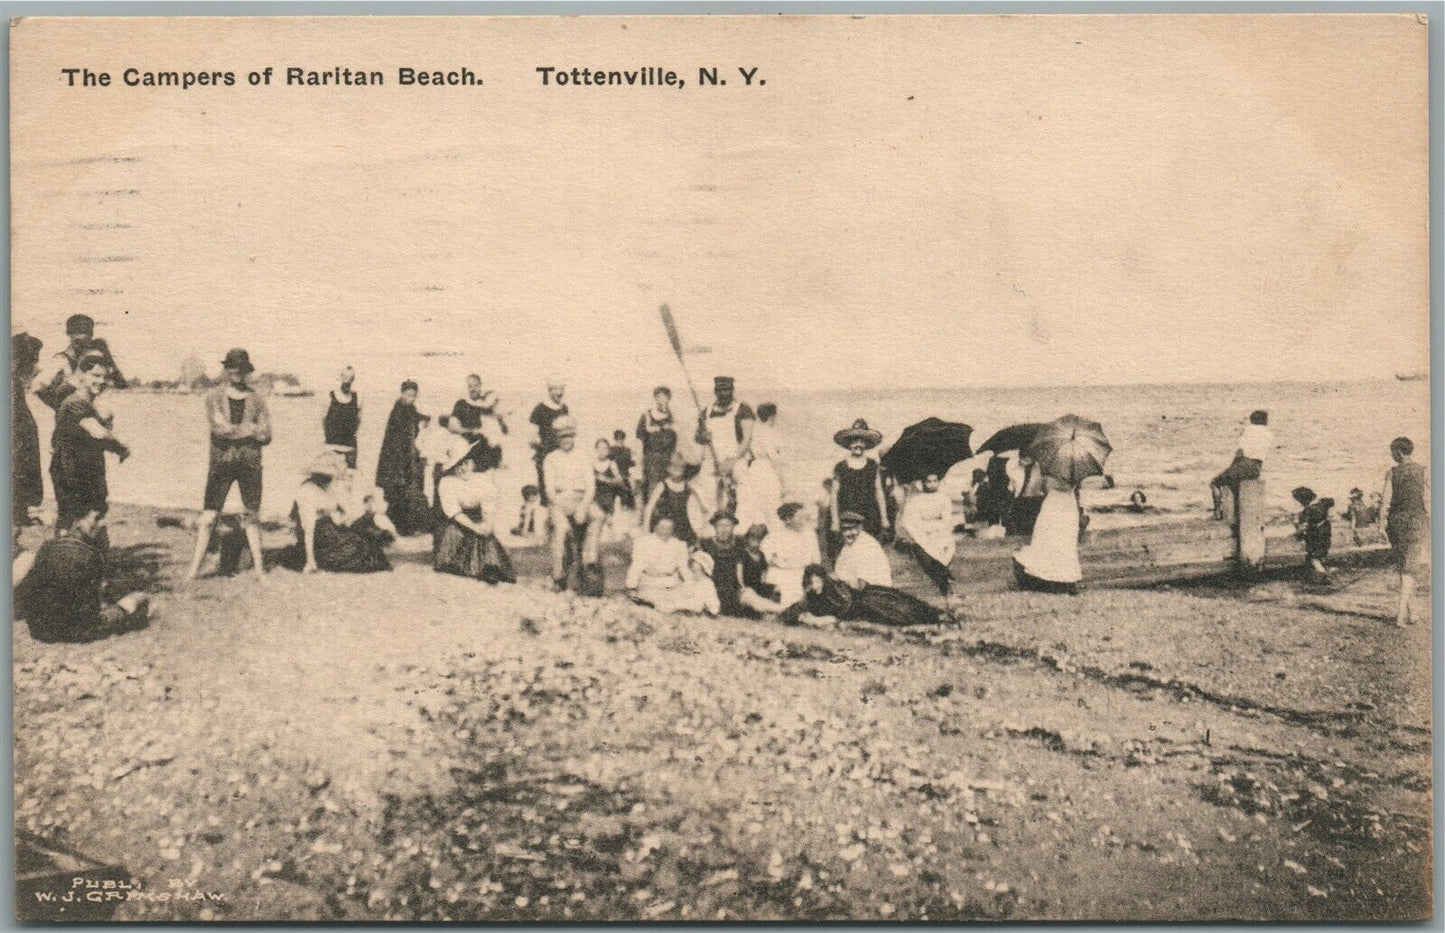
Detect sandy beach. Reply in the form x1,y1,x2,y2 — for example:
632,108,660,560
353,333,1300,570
13,504,1432,921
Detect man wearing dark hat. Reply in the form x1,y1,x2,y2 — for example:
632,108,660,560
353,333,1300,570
35,313,127,411
695,375,755,518
12,333,45,527
832,510,893,589
186,349,270,580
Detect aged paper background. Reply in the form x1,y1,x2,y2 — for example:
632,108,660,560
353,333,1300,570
10,14,1432,923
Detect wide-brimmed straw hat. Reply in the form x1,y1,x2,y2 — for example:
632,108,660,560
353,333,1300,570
442,438,482,473
305,450,348,479
776,502,804,522
834,419,883,450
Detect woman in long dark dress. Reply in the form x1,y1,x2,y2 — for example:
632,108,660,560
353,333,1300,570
779,564,951,627
433,440,515,584
829,419,890,556
375,380,431,535
12,333,44,528
974,456,1015,530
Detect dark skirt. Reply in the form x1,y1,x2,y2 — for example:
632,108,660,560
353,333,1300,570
1387,517,1427,573
292,516,391,573
51,465,108,531
1211,455,1262,489
13,394,42,523
383,479,433,537
595,483,621,514
902,540,952,595
1004,496,1044,537
850,584,950,626
1012,557,1078,595
434,522,515,584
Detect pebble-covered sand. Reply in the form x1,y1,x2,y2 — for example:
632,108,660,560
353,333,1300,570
13,505,1432,921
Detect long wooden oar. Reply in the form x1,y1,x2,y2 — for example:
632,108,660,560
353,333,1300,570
658,304,724,487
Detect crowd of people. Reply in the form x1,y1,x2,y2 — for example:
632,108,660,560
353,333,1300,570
8,319,1433,640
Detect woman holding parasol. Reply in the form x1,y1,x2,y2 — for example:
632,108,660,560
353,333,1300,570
1011,415,1111,595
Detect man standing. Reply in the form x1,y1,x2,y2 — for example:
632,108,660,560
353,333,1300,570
186,349,270,581
50,353,130,534
323,366,361,469
529,379,570,505
542,415,600,593
694,376,754,518
36,313,127,410
449,374,507,472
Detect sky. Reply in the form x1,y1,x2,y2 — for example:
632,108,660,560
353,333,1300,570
10,14,1431,394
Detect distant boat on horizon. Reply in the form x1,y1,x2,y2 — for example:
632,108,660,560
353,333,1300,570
1395,372,1428,382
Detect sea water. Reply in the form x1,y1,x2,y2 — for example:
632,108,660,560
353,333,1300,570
46,378,1429,530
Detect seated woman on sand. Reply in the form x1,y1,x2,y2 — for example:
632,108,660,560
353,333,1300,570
625,516,719,615
433,439,516,584
778,563,951,629
762,502,821,608
287,451,392,574
1011,474,1082,595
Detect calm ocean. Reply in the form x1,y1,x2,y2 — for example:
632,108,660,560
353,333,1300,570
47,377,1429,530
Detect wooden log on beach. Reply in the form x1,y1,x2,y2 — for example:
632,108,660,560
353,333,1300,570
1235,479,1267,571
495,483,1392,603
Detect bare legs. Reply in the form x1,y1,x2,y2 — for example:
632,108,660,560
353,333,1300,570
186,510,265,580
1397,570,1416,626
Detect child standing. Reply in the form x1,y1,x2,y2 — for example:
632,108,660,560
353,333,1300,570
1342,487,1370,545
1291,486,1334,585
512,484,543,540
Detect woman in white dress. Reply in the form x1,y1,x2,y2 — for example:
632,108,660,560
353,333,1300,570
762,501,821,607
899,473,956,595
1011,474,1082,595
625,517,719,614
433,440,515,584
733,402,784,533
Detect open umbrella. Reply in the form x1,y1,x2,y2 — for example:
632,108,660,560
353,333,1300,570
976,422,1049,456
1026,414,1112,485
880,417,974,485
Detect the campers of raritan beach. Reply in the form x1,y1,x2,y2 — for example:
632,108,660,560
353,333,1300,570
10,313,1432,921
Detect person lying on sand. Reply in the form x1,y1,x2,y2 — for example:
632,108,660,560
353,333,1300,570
777,563,951,629
15,510,150,643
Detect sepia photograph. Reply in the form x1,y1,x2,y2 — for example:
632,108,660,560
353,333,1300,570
8,11,1434,922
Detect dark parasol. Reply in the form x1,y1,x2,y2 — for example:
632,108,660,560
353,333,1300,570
976,422,1050,456
880,417,974,485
